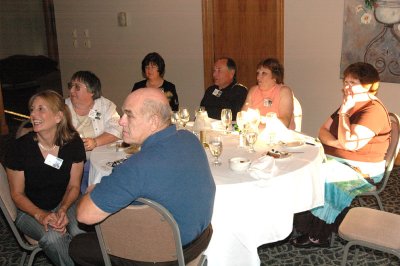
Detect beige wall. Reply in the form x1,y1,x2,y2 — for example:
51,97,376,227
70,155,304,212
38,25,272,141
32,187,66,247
54,0,400,135
285,0,400,135
54,0,204,117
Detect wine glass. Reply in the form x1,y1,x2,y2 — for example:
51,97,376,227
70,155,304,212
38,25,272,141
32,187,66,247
246,131,258,153
208,136,223,166
247,108,261,132
171,111,181,127
221,109,232,134
179,108,190,127
236,111,246,147
236,111,245,132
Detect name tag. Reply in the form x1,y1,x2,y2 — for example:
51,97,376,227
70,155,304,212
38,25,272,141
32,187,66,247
212,89,222,97
264,98,273,107
44,154,63,169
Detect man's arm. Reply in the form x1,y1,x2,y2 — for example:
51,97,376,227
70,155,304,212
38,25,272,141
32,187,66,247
76,192,110,225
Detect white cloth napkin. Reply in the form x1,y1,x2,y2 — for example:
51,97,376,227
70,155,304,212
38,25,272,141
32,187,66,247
248,155,277,180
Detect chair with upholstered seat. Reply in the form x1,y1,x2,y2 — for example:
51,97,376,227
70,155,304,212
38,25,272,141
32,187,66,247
330,112,400,248
356,112,400,211
95,197,209,266
293,96,302,132
0,163,42,266
339,206,400,265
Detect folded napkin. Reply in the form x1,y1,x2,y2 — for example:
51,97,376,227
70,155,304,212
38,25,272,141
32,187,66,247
211,120,225,131
248,155,277,180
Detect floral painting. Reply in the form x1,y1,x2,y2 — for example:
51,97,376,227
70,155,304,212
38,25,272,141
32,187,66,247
340,0,400,83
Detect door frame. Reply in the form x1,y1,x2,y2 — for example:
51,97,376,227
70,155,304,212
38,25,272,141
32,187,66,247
201,0,284,89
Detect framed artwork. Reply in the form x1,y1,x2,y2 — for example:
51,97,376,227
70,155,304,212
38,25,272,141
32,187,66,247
340,0,400,83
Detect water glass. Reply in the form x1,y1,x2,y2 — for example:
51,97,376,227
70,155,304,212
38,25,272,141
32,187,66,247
208,136,223,166
171,111,181,126
179,108,190,127
246,131,258,153
221,109,232,133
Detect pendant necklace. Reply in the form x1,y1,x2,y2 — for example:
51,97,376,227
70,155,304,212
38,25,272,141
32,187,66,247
38,142,57,152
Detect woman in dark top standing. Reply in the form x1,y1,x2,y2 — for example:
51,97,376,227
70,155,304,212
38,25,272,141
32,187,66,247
5,90,86,266
132,52,179,111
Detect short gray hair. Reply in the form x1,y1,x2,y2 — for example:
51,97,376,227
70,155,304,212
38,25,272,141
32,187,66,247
141,98,172,126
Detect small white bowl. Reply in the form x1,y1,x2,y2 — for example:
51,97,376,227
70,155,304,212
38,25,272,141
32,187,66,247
229,157,251,172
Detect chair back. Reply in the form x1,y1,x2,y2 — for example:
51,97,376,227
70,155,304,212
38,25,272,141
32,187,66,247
0,163,17,221
96,198,186,265
0,163,42,265
379,113,400,189
293,95,302,132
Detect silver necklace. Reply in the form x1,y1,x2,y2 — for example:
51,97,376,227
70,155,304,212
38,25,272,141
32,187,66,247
38,142,57,152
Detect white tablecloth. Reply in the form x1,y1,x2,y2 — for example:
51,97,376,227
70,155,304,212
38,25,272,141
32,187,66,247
203,133,324,266
88,132,325,266
88,144,128,185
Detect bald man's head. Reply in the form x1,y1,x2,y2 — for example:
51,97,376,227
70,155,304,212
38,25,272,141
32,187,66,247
119,88,172,144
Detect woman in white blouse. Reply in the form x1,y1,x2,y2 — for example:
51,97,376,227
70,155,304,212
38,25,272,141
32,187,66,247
65,71,122,192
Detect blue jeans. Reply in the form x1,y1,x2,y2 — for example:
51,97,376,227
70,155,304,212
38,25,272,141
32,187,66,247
16,202,85,266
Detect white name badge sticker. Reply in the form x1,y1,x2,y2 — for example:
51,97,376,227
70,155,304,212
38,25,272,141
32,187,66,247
44,154,63,169
212,89,222,97
263,98,273,107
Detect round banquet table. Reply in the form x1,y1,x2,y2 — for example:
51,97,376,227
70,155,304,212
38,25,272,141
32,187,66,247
203,132,325,266
88,131,325,266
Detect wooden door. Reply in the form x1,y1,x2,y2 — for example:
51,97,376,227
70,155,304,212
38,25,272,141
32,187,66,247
202,0,284,89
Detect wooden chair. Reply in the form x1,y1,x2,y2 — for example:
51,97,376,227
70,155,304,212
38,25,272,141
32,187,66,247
293,95,302,132
0,163,42,266
356,112,400,211
95,197,208,266
339,207,400,265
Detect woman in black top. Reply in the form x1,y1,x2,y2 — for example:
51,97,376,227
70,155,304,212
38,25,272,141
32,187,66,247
5,90,86,266
132,52,179,111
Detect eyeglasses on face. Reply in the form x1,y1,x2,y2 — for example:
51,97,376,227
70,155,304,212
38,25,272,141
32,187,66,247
145,65,158,70
67,82,87,90
343,80,361,87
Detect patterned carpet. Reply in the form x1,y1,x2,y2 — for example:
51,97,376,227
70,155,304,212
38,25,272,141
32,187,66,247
1,118,400,265
257,166,400,266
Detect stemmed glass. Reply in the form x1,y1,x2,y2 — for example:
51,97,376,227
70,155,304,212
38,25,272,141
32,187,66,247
236,111,247,147
245,131,258,153
208,136,223,166
179,108,190,127
171,111,181,127
245,108,261,132
221,109,232,134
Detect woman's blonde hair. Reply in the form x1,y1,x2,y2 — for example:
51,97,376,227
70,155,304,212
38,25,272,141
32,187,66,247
29,90,79,146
